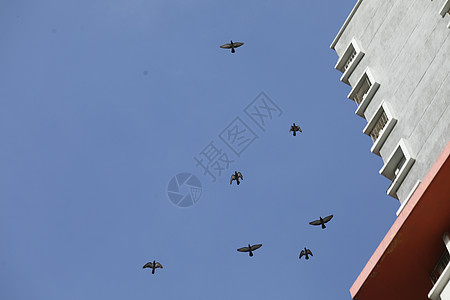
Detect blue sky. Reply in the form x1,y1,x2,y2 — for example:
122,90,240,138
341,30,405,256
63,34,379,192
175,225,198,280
0,1,400,299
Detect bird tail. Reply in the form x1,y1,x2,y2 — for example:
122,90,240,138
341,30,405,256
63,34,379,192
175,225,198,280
293,131,296,136
249,252,253,257
152,269,155,274
321,224,326,229
306,256,309,260
237,180,240,185
231,48,235,53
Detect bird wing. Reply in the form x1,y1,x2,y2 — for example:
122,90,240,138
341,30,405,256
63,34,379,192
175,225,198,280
299,250,305,258
307,249,313,256
237,246,250,252
290,126,294,132
297,126,302,132
155,262,163,269
143,262,153,269
237,172,243,180
250,244,262,251
220,43,232,49
309,220,322,226
230,175,235,184
322,215,333,223
233,42,244,47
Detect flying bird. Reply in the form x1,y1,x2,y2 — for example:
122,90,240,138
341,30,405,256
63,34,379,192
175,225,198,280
237,244,262,257
220,40,244,53
143,260,163,274
290,123,302,136
230,171,243,185
299,248,313,260
309,215,334,229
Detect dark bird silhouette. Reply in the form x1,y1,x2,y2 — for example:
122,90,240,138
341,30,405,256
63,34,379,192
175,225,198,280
220,40,244,53
309,215,334,229
237,244,262,257
230,171,243,185
143,260,163,274
290,123,302,136
299,248,313,260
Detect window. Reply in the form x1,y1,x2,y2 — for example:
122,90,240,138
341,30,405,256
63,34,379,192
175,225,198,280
386,152,405,193
353,74,371,105
430,250,450,285
369,110,388,142
334,38,365,84
379,139,415,199
348,68,380,117
363,101,397,155
342,49,357,73
394,155,406,176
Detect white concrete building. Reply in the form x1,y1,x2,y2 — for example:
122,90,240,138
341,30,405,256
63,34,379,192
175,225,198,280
331,0,450,299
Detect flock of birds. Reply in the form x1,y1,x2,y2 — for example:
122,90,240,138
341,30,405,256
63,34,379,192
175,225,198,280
143,41,334,275
230,169,333,260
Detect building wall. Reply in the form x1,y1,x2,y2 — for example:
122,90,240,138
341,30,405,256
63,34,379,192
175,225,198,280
332,0,450,205
441,280,450,300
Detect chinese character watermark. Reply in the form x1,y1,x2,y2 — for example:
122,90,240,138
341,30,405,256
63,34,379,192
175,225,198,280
244,91,283,132
219,117,258,157
167,92,283,208
193,141,235,182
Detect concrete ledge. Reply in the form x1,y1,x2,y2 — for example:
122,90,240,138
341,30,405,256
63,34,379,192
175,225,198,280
428,261,450,300
363,101,396,156
439,0,450,17
335,39,365,85
379,139,414,180
330,0,363,49
396,180,421,216
348,68,380,118
387,156,415,198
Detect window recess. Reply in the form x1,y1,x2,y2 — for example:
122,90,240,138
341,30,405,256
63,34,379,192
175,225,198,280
347,68,380,117
379,139,415,199
334,38,365,85
430,250,450,286
363,101,397,156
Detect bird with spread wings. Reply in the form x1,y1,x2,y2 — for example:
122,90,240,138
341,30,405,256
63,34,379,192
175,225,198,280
237,244,262,257
309,215,334,229
299,248,313,260
143,260,163,274
220,40,244,53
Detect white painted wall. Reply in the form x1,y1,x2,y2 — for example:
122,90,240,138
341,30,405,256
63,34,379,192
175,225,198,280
441,281,450,300
332,0,450,205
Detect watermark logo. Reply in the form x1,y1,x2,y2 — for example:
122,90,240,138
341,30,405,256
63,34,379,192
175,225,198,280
167,92,283,208
167,173,202,208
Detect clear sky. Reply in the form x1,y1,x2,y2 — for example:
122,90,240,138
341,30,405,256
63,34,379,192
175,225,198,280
0,1,400,299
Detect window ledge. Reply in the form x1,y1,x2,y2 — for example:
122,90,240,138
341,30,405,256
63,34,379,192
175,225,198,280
348,68,380,118
340,51,365,85
428,260,450,300
379,139,415,199
386,157,415,198
363,101,396,156
370,118,397,156
354,82,380,117
439,0,450,17
396,180,421,216
335,38,365,85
